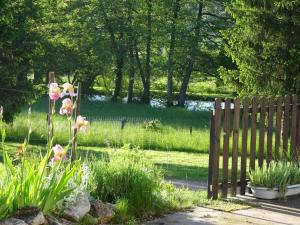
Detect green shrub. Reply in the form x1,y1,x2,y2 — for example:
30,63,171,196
88,150,167,218
249,162,300,194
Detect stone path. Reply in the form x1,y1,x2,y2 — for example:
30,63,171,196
144,205,300,225
165,178,207,190
144,194,300,225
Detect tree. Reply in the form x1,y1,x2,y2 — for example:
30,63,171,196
167,0,180,106
223,0,300,95
0,0,40,121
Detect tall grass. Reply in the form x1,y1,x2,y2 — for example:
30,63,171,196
88,150,166,218
6,98,210,153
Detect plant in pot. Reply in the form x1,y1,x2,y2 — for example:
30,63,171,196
249,162,300,199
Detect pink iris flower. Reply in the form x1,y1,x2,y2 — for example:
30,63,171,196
49,83,63,101
73,115,89,132
63,83,75,97
52,144,67,162
59,98,73,116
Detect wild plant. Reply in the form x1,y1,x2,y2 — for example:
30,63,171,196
0,81,89,219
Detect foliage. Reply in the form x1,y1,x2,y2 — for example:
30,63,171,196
88,149,166,218
249,162,300,195
0,153,82,219
6,98,210,153
143,119,161,131
223,0,300,95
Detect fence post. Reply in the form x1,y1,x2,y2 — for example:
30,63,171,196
47,72,55,147
212,98,221,200
297,101,300,159
231,97,240,197
240,97,249,195
207,111,215,199
282,95,290,160
222,98,231,198
275,97,283,161
290,95,298,161
267,98,274,166
258,97,266,168
250,97,258,170
71,82,82,162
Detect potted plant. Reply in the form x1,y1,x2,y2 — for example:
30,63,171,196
249,162,300,199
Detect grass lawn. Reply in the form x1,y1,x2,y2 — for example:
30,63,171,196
6,97,211,153
3,142,251,183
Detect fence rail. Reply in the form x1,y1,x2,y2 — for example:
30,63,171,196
207,95,300,200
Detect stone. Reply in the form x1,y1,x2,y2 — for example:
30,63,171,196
0,218,28,225
15,208,46,225
90,200,115,224
45,216,61,225
63,194,91,222
24,212,46,225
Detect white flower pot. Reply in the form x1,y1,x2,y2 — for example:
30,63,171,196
250,184,300,200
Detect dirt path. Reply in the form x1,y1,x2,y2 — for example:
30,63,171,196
144,205,300,225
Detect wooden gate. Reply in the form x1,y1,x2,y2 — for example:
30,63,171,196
207,95,300,200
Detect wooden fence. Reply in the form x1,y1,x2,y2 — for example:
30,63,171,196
207,95,300,200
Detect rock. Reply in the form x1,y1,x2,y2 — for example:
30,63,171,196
63,195,91,222
15,208,46,225
0,218,28,225
24,212,45,225
46,216,75,225
45,216,61,225
91,200,115,224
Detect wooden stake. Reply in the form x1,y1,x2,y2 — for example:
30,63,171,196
71,82,82,162
47,72,55,146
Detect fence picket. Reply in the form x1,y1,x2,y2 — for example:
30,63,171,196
267,98,274,166
231,98,240,197
275,97,283,161
250,97,258,170
212,98,222,200
207,111,215,199
297,106,300,159
222,98,231,198
282,95,290,160
208,95,300,200
240,97,249,195
290,95,298,161
258,97,266,168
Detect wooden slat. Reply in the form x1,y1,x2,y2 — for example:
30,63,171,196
275,97,283,161
267,98,274,166
282,95,290,160
250,97,258,170
222,98,231,198
290,95,298,161
212,98,222,200
220,104,300,113
207,111,215,199
258,97,266,168
240,97,249,195
297,106,300,160
231,98,240,197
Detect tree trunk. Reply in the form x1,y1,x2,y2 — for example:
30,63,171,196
178,58,193,106
127,1,135,103
142,0,152,104
167,0,180,107
112,55,124,101
178,1,203,106
127,47,135,103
